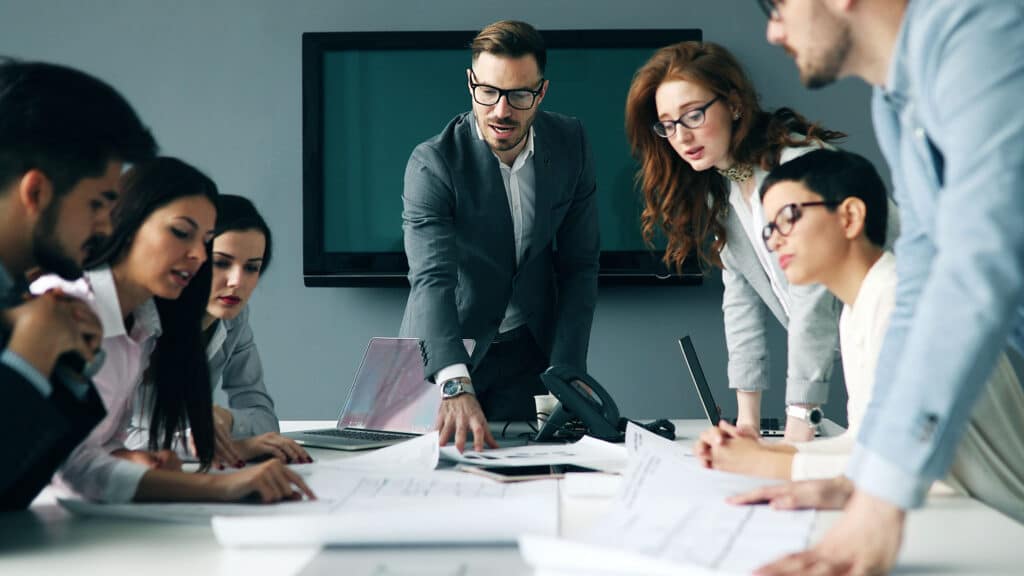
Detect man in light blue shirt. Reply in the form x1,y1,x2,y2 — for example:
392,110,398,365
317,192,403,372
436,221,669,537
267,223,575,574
742,0,1024,573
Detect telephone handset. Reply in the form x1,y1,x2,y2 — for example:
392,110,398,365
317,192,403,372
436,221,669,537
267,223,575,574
535,365,623,442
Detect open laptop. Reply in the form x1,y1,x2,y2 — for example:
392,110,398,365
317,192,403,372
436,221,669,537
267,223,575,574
284,337,464,450
678,335,786,437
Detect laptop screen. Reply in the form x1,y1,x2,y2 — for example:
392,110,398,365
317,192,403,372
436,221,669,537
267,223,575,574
336,338,440,434
678,336,721,426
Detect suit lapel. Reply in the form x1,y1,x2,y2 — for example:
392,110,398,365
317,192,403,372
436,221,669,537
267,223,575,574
527,118,556,264
465,118,517,269
723,209,788,325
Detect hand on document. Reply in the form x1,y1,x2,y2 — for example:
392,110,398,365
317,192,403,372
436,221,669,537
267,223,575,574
694,421,797,479
727,475,853,510
215,459,317,503
436,394,499,452
750,489,905,576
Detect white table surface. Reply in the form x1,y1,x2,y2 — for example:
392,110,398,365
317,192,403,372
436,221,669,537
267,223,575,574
1,420,1021,575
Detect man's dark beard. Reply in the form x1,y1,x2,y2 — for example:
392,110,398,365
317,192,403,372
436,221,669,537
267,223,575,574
32,200,88,280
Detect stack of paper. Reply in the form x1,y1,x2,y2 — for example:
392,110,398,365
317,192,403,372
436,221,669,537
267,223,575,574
519,424,815,575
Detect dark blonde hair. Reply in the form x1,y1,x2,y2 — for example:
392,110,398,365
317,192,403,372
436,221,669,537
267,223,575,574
625,41,844,270
471,20,546,74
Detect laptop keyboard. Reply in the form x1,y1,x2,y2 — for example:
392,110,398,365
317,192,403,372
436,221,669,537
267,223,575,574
305,428,416,441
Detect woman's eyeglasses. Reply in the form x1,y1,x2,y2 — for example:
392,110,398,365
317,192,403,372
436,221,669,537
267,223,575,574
652,95,721,138
761,201,840,250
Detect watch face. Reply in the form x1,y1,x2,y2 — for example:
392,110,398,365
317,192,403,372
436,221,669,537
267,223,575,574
809,408,823,425
442,380,461,396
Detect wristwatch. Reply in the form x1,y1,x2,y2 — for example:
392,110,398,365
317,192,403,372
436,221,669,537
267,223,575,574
785,404,824,427
440,377,476,400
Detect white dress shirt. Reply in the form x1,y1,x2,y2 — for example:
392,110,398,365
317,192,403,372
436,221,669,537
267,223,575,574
791,252,1024,521
435,122,537,385
33,266,158,503
790,252,895,479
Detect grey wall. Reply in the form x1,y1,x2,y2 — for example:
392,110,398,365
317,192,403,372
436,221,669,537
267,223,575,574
0,0,881,425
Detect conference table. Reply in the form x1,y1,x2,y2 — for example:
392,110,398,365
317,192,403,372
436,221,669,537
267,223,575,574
0,420,1021,575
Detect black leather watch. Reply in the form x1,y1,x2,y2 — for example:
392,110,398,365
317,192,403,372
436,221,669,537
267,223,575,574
440,378,476,400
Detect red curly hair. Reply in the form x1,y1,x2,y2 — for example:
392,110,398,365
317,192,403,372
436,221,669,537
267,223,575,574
625,41,844,271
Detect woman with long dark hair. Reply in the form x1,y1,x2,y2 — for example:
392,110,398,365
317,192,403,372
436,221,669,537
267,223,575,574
126,194,311,468
625,41,847,439
38,158,313,503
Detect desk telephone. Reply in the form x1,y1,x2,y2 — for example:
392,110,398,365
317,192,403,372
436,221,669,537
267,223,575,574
535,365,675,443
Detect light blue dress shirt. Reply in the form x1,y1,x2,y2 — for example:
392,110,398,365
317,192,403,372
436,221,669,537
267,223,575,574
849,0,1024,508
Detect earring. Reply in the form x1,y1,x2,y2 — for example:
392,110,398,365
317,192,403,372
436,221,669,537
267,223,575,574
733,111,742,120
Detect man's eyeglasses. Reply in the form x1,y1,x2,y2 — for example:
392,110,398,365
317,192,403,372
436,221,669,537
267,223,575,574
468,70,545,111
652,95,721,138
761,201,840,251
756,0,781,20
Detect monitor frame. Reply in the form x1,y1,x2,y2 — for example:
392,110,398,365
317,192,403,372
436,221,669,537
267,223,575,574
303,28,704,287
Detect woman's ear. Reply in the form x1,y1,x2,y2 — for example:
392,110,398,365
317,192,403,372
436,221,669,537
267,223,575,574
728,90,743,120
840,197,868,240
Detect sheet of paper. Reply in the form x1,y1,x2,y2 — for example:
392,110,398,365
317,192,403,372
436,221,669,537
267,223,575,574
213,474,558,547
440,436,626,471
561,472,621,498
59,497,332,524
521,425,814,575
312,430,440,472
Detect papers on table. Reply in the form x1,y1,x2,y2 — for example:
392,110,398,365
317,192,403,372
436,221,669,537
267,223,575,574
213,473,558,547
440,435,627,472
520,423,815,575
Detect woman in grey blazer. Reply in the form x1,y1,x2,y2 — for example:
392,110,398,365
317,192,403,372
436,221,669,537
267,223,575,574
127,195,310,467
625,41,844,439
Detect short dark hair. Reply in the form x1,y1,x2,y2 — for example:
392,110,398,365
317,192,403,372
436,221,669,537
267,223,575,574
760,149,889,247
214,194,273,275
471,20,547,74
0,59,157,197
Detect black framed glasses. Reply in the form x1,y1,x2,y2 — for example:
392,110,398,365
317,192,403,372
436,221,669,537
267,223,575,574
761,201,840,250
468,70,545,110
756,0,781,20
652,95,721,138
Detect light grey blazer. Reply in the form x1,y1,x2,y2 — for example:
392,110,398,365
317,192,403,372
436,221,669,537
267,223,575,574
399,111,600,380
720,201,841,405
124,305,279,451
721,146,900,405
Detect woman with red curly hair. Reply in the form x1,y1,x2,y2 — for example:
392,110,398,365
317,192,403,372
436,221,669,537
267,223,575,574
625,41,849,440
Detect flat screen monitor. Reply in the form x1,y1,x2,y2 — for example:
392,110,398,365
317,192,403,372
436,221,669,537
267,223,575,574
303,29,704,286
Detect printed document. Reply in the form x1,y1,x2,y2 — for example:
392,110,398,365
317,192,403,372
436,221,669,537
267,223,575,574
520,424,814,575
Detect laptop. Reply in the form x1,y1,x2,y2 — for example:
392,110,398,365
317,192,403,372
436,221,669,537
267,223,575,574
285,337,466,450
677,335,785,437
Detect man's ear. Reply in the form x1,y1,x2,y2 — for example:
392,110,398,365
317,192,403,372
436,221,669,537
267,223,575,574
840,197,868,240
534,79,549,108
17,169,55,219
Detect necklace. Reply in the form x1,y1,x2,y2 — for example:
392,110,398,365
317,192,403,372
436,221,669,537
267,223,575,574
717,164,754,184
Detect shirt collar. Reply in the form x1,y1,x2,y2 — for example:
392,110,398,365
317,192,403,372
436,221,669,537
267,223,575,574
473,115,536,167
205,318,227,359
849,251,896,320
87,265,162,342
882,0,915,105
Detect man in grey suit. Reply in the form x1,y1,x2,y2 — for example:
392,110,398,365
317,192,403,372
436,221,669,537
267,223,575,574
400,20,599,452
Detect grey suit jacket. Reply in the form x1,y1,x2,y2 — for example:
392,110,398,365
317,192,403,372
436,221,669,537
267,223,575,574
720,146,901,405
399,111,599,380
720,205,841,405
125,305,279,451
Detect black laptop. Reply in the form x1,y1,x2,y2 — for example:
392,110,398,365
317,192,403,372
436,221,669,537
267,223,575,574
678,335,785,437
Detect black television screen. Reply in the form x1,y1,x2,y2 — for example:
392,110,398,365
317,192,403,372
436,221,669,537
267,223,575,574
303,29,703,287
